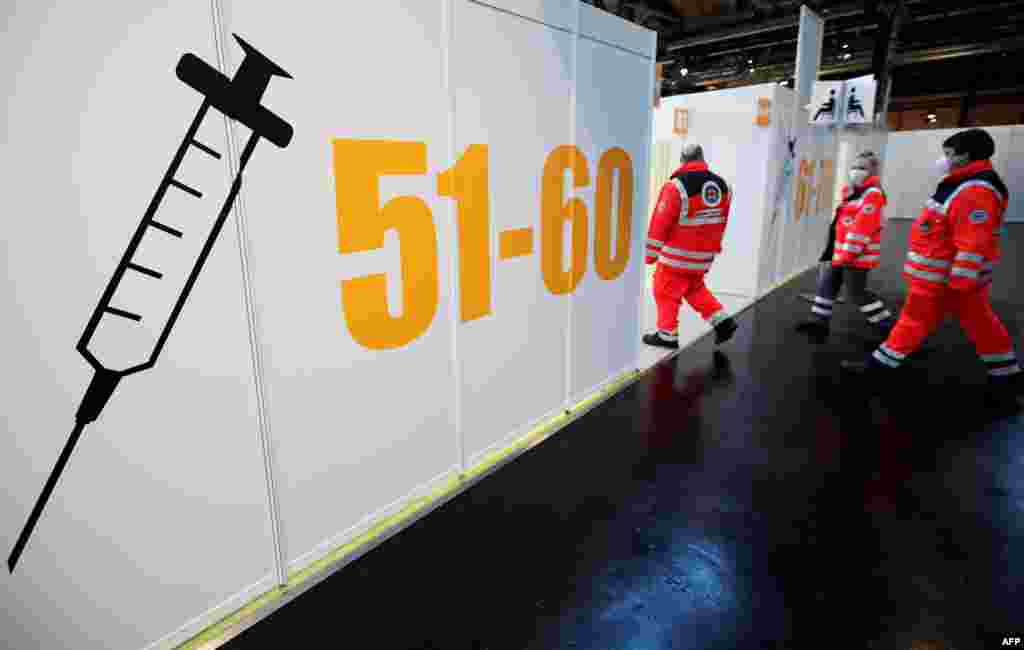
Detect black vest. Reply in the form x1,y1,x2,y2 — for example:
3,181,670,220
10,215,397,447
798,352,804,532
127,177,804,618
846,183,886,203
670,169,730,203
932,168,1009,205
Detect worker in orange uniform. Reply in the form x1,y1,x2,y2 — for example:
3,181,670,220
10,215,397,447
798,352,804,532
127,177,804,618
795,151,894,342
841,129,1021,407
643,143,738,349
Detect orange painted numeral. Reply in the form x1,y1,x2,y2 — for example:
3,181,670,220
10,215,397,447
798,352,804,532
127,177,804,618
333,139,439,350
541,145,590,295
594,147,633,281
438,145,492,322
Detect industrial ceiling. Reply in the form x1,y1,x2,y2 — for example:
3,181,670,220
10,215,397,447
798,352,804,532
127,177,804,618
584,0,1024,101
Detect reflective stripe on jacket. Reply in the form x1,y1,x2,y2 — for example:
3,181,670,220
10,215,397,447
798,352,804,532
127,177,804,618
646,161,732,275
832,176,887,270
903,160,1009,295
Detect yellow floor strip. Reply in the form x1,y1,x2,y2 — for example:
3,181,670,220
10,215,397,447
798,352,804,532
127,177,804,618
175,262,814,650
175,367,643,650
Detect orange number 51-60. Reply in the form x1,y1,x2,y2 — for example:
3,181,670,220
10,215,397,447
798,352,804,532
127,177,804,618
333,140,634,351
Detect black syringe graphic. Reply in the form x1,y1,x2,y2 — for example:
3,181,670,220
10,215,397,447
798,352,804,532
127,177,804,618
8,35,294,573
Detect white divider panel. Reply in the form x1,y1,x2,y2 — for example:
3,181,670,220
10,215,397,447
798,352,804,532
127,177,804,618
652,85,777,300
1,4,277,650
478,0,578,30
578,0,656,57
571,10,655,402
883,125,1023,221
761,84,798,292
218,1,460,573
773,98,837,283
1007,127,1024,222
796,126,838,271
988,127,1015,189
2,2,656,648
453,0,574,462
882,130,945,220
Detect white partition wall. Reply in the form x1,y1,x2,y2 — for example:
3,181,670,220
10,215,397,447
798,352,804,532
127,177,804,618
653,84,779,300
572,6,654,403
1,2,656,649
218,0,464,580
759,84,798,293
1,4,278,650
1009,127,1024,223
768,88,839,287
652,84,837,305
883,125,1023,221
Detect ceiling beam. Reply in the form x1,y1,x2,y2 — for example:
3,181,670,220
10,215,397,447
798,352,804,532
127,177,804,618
661,1,936,54
667,35,1024,91
890,86,1024,105
872,0,906,126
662,1,1024,64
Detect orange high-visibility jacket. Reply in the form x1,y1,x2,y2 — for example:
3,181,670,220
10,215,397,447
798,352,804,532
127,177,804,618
902,160,1009,296
645,161,732,275
832,176,887,270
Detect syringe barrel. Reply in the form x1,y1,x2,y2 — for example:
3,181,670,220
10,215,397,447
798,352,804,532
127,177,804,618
78,40,292,376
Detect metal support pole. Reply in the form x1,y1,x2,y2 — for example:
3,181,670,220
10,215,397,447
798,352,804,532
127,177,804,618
872,0,905,129
958,56,980,126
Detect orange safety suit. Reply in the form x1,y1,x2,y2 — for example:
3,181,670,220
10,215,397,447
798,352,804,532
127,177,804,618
645,161,731,335
832,176,887,270
872,160,1020,380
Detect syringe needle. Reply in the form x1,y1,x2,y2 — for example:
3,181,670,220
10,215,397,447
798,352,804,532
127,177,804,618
8,420,88,573
8,368,120,573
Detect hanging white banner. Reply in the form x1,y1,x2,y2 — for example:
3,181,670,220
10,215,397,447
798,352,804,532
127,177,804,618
793,4,825,121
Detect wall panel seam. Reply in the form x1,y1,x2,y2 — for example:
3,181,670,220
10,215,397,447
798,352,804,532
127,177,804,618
636,36,657,370
443,0,466,474
564,0,580,410
210,0,288,588
466,0,573,33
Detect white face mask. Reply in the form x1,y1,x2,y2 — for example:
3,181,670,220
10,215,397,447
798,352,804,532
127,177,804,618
849,169,868,187
935,157,952,176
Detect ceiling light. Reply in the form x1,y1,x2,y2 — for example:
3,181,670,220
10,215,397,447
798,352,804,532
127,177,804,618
680,67,689,77
842,43,849,49
842,53,851,60
748,58,753,64
927,113,937,119
749,67,755,73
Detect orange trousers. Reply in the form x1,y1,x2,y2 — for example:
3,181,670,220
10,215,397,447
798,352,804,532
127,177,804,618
875,284,1019,377
653,266,725,333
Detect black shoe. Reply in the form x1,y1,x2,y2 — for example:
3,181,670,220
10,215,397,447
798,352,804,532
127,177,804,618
870,318,895,340
643,332,679,349
839,356,895,390
713,318,738,345
711,350,732,381
795,319,830,343
983,390,1022,415
839,359,872,375
985,377,1023,413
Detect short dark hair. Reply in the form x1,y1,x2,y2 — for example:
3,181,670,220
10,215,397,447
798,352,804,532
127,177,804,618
943,128,995,161
681,143,704,163
855,151,880,175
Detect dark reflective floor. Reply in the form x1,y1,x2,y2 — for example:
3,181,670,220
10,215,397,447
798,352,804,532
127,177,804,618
225,222,1022,649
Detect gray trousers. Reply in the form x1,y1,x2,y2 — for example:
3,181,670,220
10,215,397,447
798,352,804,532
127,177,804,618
811,263,892,325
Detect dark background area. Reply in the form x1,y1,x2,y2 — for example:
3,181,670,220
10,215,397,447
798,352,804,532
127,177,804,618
586,0,1024,130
